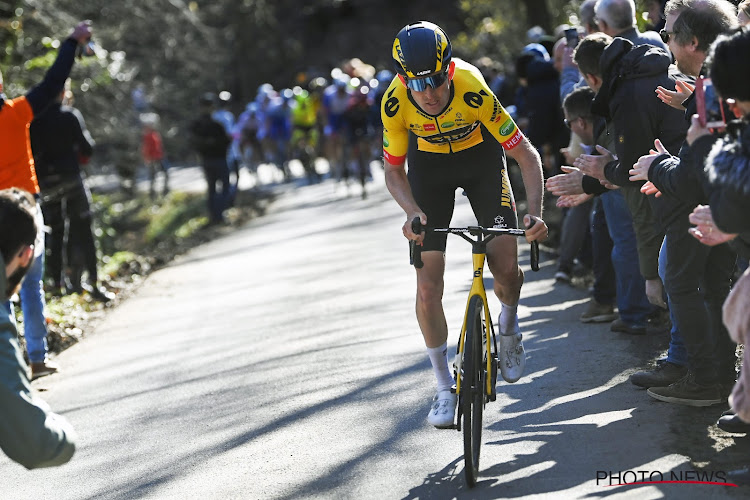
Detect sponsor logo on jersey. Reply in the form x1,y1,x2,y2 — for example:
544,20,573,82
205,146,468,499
501,129,523,150
383,134,389,148
421,122,479,145
499,119,516,136
384,87,400,118
442,121,454,128
463,91,484,108
424,123,436,131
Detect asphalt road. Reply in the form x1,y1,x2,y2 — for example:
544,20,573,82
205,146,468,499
1,167,748,499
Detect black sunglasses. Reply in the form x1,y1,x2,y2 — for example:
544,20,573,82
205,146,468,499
659,29,677,43
564,116,579,129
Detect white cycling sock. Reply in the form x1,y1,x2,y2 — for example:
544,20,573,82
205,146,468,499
427,342,455,392
499,302,519,335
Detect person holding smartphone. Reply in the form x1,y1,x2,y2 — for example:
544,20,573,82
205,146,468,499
627,0,739,407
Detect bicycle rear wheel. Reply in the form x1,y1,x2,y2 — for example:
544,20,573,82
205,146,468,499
462,294,486,487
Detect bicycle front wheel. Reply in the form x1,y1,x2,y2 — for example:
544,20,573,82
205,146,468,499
462,294,486,487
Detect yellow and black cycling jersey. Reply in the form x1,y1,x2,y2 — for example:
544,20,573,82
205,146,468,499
380,58,524,165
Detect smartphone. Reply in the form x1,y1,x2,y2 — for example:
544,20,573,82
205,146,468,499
695,76,726,129
565,27,580,48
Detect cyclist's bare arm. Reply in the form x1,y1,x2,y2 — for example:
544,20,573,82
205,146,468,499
505,137,548,242
384,159,426,243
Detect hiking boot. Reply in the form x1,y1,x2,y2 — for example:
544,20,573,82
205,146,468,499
717,414,750,434
630,361,687,388
647,372,724,407
610,318,646,335
30,360,59,381
580,299,617,323
427,389,457,428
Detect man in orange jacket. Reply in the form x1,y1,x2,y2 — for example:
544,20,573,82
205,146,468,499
0,20,92,380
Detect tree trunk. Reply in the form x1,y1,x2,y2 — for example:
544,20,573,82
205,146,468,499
524,0,553,33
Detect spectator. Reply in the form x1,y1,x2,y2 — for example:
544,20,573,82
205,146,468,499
0,188,77,469
514,44,568,176
548,87,618,324
189,93,232,224
644,0,669,31
212,92,242,205
139,113,169,199
570,35,671,336
595,0,668,49
0,21,91,380
626,0,738,401
31,85,115,303
686,26,750,483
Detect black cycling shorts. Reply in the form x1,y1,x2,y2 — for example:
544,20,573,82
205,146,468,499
407,125,518,252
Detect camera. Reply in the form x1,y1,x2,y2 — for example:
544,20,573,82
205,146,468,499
695,76,726,129
565,27,580,49
76,40,97,58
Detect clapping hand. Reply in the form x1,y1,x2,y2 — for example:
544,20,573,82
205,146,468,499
546,166,584,196
573,145,614,182
655,81,694,111
688,205,737,246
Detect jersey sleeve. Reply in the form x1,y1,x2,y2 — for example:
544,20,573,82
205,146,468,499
469,67,525,151
380,82,409,165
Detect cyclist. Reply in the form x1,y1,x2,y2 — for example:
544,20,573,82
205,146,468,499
382,21,548,428
289,86,321,183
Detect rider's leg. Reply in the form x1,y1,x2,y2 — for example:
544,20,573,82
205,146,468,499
418,250,456,427
487,236,523,335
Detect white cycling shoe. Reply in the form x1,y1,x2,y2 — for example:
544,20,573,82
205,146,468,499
499,316,526,383
427,389,457,428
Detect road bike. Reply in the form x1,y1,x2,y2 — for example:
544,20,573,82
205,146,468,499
410,219,539,487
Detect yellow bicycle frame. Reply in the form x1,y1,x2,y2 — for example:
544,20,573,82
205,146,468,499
455,251,494,397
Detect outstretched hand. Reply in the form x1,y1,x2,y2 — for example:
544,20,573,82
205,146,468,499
655,80,694,111
546,166,584,196
573,145,613,181
556,193,593,208
629,139,668,182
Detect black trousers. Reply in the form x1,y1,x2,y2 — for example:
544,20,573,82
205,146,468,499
663,212,736,383
40,174,99,287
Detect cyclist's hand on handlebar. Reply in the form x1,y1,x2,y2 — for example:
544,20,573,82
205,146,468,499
523,214,548,243
403,212,427,243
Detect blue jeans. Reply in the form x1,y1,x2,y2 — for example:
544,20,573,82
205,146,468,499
659,238,687,367
5,247,49,363
599,190,651,327
591,197,616,306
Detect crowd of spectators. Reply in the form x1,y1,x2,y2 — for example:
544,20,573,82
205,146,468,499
3,1,750,484
544,0,750,482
